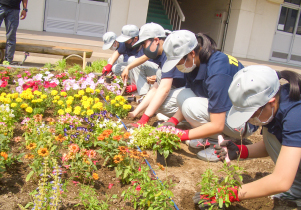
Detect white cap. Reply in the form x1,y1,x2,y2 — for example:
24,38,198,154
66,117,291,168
162,30,198,73
116,25,139,43
227,65,280,128
132,23,166,47
102,32,116,50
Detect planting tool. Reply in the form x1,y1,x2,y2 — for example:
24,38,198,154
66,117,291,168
120,79,127,96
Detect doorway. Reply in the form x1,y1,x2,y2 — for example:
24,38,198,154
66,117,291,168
270,0,301,65
44,0,110,37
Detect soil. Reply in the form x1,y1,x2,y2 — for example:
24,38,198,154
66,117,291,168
0,68,300,210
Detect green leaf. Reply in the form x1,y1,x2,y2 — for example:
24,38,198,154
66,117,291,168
26,171,34,182
111,194,118,199
219,198,223,208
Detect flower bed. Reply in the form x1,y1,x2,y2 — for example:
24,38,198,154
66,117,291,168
0,65,296,210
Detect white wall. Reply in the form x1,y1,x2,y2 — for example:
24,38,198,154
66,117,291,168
18,0,46,31
224,0,281,61
107,0,149,35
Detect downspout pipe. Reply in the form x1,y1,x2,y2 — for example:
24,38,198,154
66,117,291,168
221,0,233,52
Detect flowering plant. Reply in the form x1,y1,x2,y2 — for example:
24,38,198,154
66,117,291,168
152,126,182,159
105,95,132,118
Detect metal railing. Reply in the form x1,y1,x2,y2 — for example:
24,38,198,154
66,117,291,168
161,0,185,30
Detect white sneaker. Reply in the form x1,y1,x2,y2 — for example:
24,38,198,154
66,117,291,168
196,145,220,162
184,140,190,146
156,113,169,121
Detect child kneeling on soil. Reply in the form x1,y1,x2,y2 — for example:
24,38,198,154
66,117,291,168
161,30,257,162
126,24,186,127
193,66,301,208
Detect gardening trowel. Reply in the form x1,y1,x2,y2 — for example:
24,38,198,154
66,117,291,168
120,79,127,96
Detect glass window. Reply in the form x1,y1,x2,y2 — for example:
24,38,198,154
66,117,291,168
284,0,301,5
296,13,301,35
277,7,298,33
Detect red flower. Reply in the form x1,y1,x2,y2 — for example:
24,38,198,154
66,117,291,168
136,185,141,191
138,166,141,172
0,80,7,87
108,183,114,189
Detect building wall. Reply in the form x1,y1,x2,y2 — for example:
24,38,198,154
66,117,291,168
18,0,46,31
107,0,149,35
224,0,281,61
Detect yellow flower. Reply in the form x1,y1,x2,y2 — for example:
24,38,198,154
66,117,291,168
26,107,33,113
120,101,124,105
20,103,28,109
87,109,94,116
52,100,57,103
65,108,72,113
12,93,19,99
51,90,58,96
66,100,73,105
123,104,128,110
37,99,43,103
74,106,81,111
74,94,80,98
16,98,22,103
115,103,120,107
86,87,94,93
82,96,88,101
57,100,64,105
34,90,42,95
67,96,74,100
38,148,49,157
111,100,116,105
54,96,60,100
73,110,81,115
1,92,6,96
95,89,100,93
11,103,17,108
60,92,67,97
94,98,100,103
58,109,65,115
81,111,86,116
41,94,47,99
106,96,109,101
78,90,85,96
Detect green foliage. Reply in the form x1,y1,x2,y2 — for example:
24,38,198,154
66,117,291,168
68,64,82,75
130,124,156,149
84,59,107,74
75,184,109,210
123,165,175,209
197,161,245,209
54,59,67,72
43,62,52,70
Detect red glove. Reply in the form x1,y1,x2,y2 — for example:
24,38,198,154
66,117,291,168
193,186,239,209
214,141,249,160
130,114,150,128
126,85,137,93
102,64,112,75
178,129,189,141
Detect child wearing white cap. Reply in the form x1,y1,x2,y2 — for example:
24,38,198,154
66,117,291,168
162,30,257,162
192,66,301,208
122,23,185,127
102,32,125,64
102,25,143,76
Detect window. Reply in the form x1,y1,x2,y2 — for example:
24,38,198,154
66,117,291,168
284,0,301,5
277,7,298,33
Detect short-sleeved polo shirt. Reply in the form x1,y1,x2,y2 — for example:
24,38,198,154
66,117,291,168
117,43,143,62
185,51,244,113
265,84,301,147
150,51,185,88
0,0,22,9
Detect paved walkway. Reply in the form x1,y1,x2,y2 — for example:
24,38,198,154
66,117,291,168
1,28,301,73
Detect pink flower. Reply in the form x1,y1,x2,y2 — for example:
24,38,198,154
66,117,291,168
72,181,79,186
136,185,141,191
131,181,138,185
138,166,141,172
108,183,114,189
17,74,22,78
93,161,98,165
64,165,71,169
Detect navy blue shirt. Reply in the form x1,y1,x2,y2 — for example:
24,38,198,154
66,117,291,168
117,43,143,62
0,0,22,9
265,84,301,147
185,51,244,113
150,51,185,88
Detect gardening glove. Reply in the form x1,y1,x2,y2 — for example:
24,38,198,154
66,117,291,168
177,129,189,141
214,140,249,161
102,64,112,75
193,187,240,209
126,84,137,93
161,117,179,127
129,114,150,128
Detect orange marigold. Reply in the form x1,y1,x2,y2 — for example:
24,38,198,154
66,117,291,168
38,148,49,157
157,163,165,171
25,154,34,159
69,144,80,153
140,151,149,158
112,135,122,141
55,134,66,142
118,146,127,154
123,132,131,139
34,114,43,122
26,143,37,150
0,152,8,160
113,155,124,164
97,134,105,141
103,129,113,135
92,173,99,180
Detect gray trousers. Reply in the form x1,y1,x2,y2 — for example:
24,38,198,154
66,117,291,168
177,88,256,140
112,56,158,95
263,127,301,198
0,4,19,62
